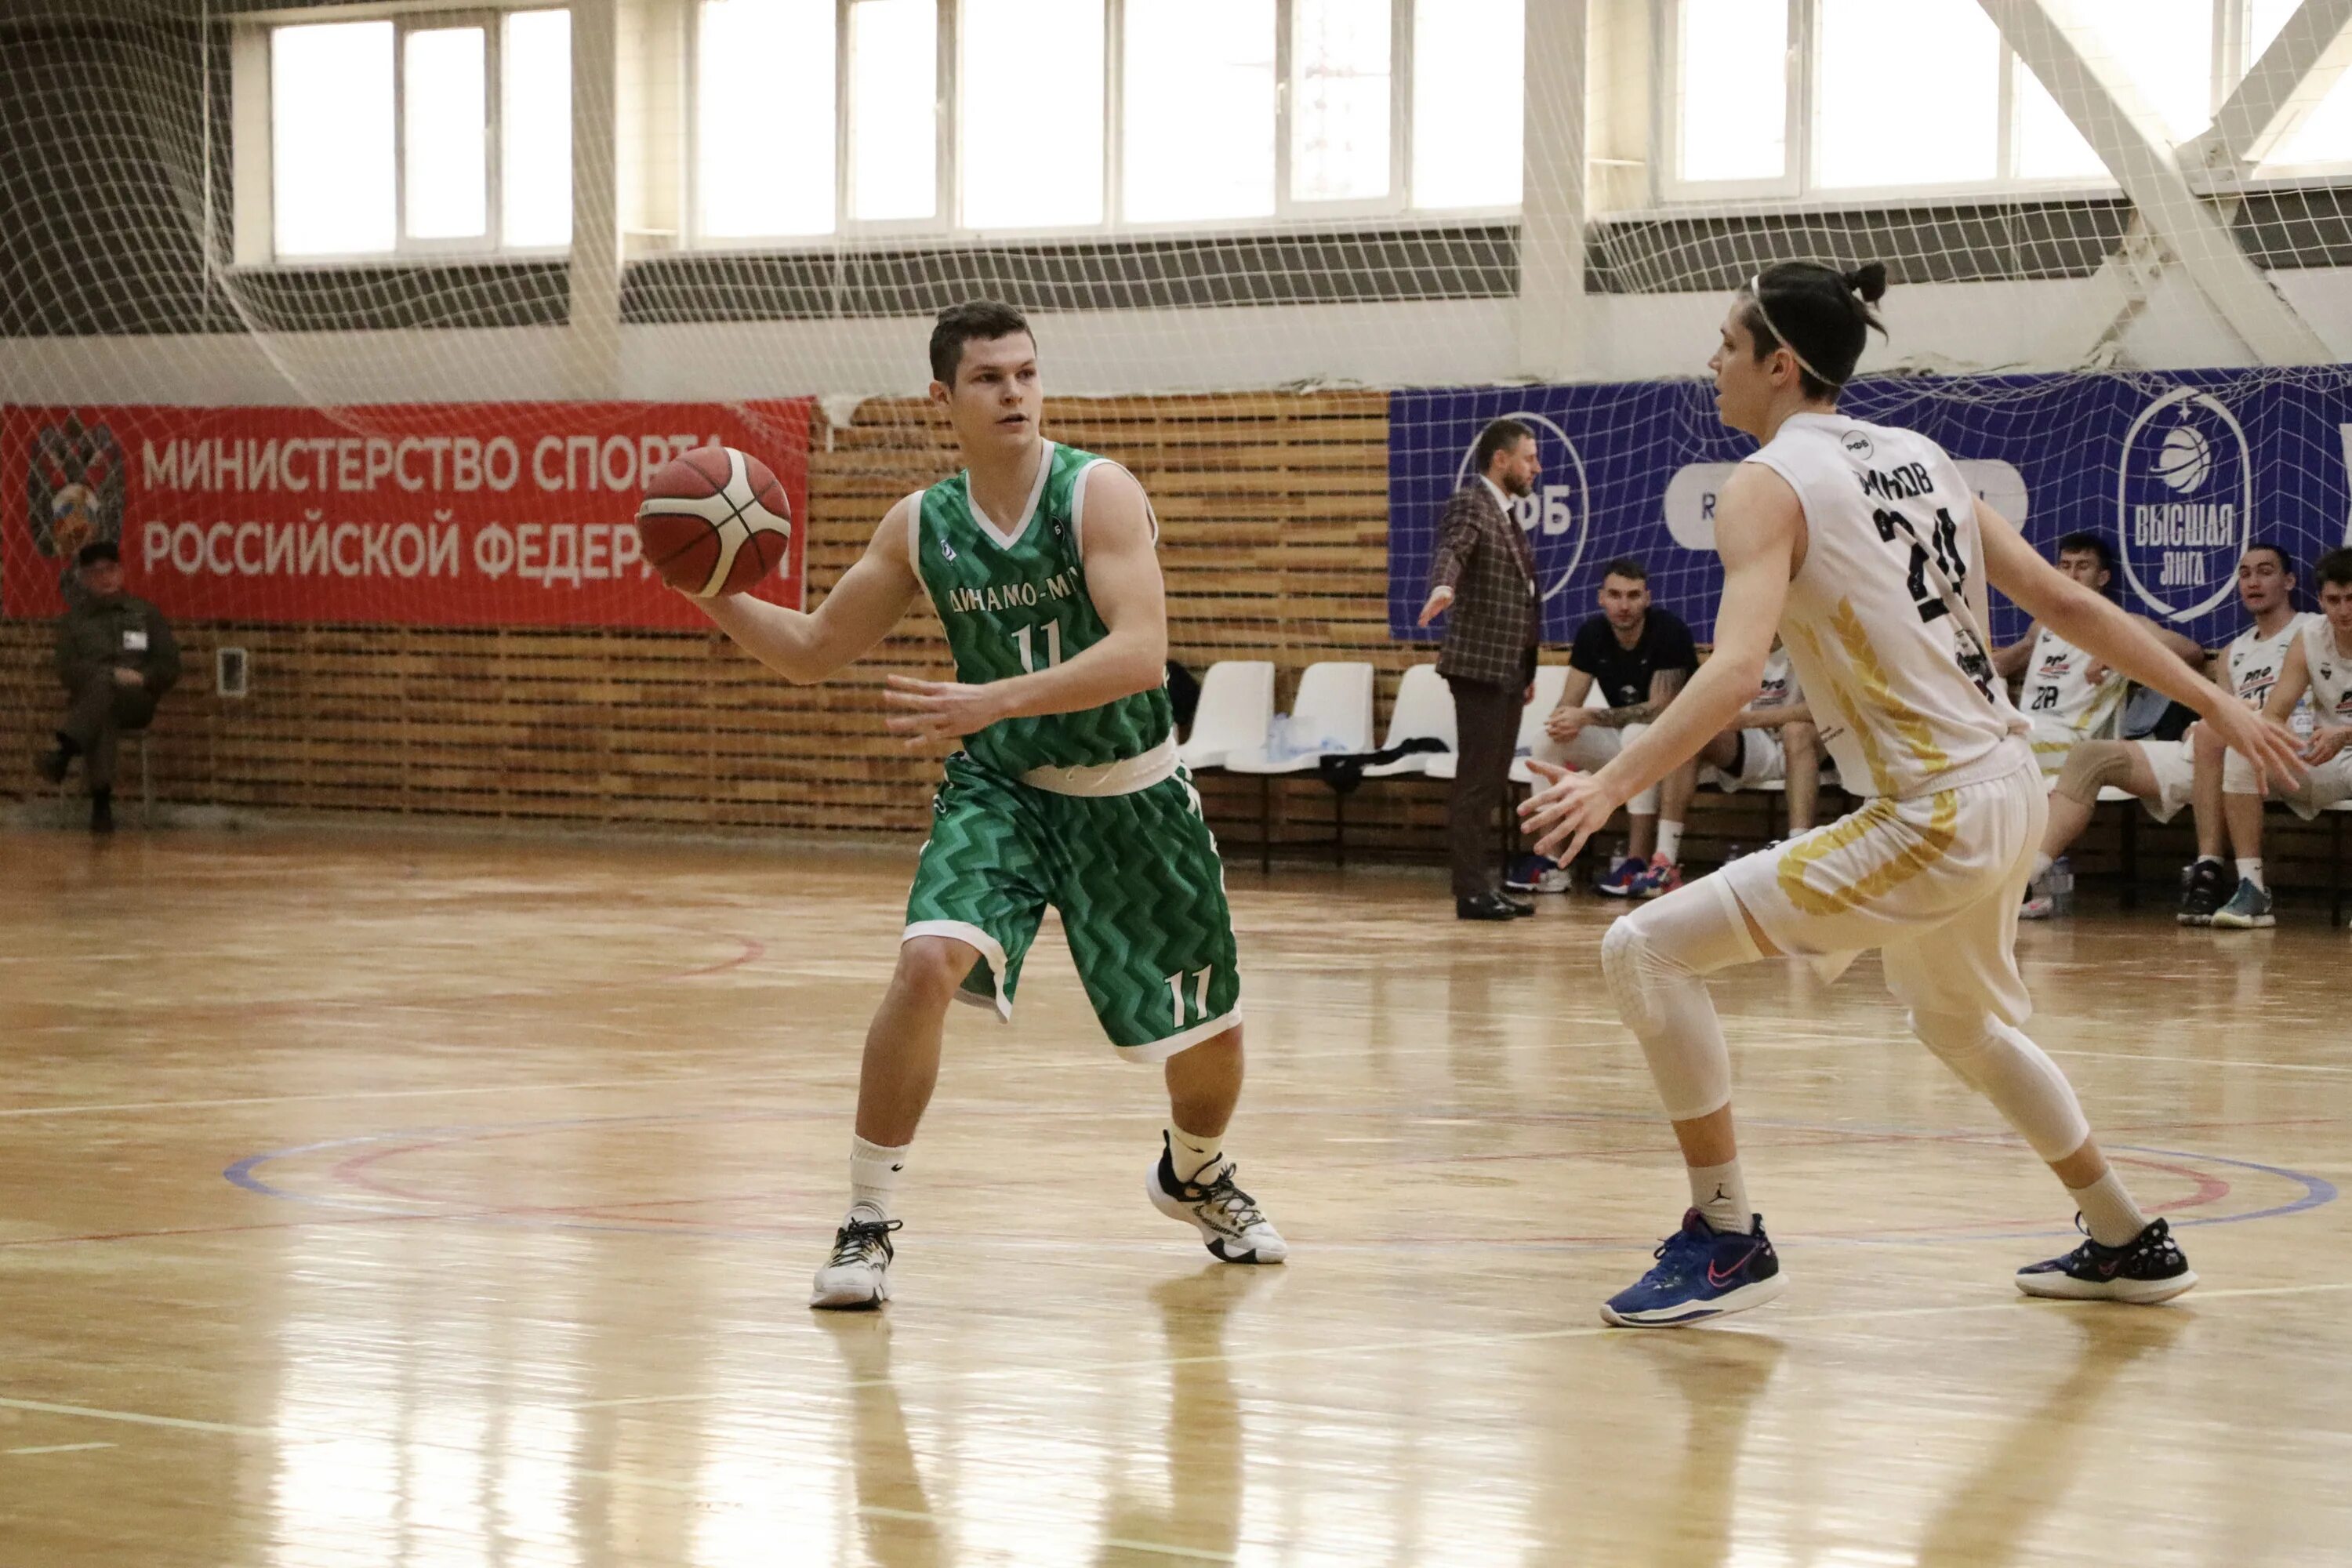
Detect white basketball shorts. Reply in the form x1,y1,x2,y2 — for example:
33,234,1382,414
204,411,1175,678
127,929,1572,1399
1714,746,2045,1025
2222,738,2352,818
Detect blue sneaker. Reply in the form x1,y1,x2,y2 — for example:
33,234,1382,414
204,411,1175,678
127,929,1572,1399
1503,853,1552,893
2016,1216,2197,1304
1596,857,1646,898
1600,1210,1786,1327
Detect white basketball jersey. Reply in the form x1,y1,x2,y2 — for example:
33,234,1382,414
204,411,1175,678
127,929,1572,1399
1755,645,1803,710
2294,615,2352,729
2227,613,2317,735
1745,412,2027,800
2021,626,2124,741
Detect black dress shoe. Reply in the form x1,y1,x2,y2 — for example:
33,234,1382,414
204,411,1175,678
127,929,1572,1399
1456,891,1519,921
1501,892,1535,917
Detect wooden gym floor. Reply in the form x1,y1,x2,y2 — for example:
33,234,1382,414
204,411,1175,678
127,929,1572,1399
1,826,2346,1566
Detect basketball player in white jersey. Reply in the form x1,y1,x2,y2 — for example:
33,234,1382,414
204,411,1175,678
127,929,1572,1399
2208,548,2352,927
2029,544,2307,923
1692,637,1824,837
1991,531,2205,777
1520,260,2303,1327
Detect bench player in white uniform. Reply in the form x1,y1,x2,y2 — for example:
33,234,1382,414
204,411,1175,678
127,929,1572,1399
1519,260,2303,1327
2208,548,2352,927
2026,545,2304,924
1693,639,1824,837
1991,531,2204,777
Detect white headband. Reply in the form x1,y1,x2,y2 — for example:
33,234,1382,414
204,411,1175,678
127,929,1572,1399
1748,274,1839,390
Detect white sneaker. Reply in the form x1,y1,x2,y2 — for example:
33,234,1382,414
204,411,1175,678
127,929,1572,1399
1148,1134,1288,1264
810,1212,900,1309
2019,892,2055,920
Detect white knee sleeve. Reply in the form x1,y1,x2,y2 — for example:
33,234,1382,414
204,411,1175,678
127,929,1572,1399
1599,884,1763,1122
1621,722,1661,815
1908,1011,2092,1163
2223,747,2260,797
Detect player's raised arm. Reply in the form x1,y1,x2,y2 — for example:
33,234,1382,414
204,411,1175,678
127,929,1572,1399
1521,463,1801,861
692,494,924,684
884,463,1168,744
1976,498,2303,791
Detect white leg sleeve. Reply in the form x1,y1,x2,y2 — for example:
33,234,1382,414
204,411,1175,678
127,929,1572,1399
1599,880,1766,1122
1621,721,1661,816
1907,1011,2092,1163
2222,746,2260,797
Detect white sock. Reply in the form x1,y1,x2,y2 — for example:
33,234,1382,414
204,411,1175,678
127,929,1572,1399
849,1134,909,1221
2068,1170,2150,1249
2030,851,2054,884
1656,820,1685,866
1166,1123,1225,1184
2236,857,2265,891
1688,1159,1752,1235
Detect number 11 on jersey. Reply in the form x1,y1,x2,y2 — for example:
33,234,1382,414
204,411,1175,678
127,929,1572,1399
1013,622,1062,672
1167,967,1213,1029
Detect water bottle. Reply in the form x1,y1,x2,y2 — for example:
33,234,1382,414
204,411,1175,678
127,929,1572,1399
2050,855,2075,916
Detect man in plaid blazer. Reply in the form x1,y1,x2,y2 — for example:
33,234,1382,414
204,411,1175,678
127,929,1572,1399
1418,419,1543,920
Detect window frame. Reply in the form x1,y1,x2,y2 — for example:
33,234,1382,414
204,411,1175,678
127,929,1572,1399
1647,0,2347,212
245,2,571,268
684,0,1515,253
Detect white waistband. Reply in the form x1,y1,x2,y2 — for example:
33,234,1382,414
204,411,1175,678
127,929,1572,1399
1019,733,1181,797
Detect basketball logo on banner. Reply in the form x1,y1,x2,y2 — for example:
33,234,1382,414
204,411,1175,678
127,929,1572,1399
2117,387,2253,622
1450,411,1589,601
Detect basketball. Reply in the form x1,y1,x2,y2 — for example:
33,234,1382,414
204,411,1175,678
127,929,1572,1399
635,445,793,598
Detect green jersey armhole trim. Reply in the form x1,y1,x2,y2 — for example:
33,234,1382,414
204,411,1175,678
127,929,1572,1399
1068,457,1156,562
903,487,927,596
965,440,1056,551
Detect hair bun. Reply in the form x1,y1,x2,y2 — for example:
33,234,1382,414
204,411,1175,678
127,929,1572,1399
1842,261,1889,303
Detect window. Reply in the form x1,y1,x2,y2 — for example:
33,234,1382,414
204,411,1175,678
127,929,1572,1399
698,0,835,238
2067,0,2216,144
848,0,938,223
1291,0,1391,203
1814,0,1998,189
265,11,569,260
271,21,396,257
1675,0,1788,186
1411,0,1520,208
960,0,1104,229
502,9,572,248
1123,0,1275,223
405,27,488,241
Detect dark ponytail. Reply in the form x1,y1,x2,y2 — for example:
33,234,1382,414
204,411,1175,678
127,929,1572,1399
1740,260,1889,400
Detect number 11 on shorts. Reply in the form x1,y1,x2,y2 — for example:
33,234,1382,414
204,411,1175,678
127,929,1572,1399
1167,967,1213,1029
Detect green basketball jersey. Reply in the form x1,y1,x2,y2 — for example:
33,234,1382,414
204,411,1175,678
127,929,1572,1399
909,441,1173,777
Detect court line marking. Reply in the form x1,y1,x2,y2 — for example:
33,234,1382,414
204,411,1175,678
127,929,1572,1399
3,1442,117,1456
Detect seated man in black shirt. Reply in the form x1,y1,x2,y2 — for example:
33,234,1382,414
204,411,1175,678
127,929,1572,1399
1530,557,1700,897
35,541,180,832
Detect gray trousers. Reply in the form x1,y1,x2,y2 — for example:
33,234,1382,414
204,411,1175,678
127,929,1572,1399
1445,674,1520,900
59,670,158,789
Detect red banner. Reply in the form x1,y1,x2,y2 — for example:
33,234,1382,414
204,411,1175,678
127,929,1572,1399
2,400,811,627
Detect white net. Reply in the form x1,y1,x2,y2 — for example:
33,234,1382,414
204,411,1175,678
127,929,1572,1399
5,0,2351,859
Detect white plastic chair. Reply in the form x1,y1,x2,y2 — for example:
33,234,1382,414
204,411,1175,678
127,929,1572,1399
1504,665,1574,784
1179,661,1275,771
1362,665,1455,779
1225,662,1377,870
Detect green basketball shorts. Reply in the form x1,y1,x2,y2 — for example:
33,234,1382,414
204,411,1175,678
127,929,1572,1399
903,752,1242,1060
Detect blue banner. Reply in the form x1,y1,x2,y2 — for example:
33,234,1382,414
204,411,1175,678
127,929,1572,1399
1388,369,2352,649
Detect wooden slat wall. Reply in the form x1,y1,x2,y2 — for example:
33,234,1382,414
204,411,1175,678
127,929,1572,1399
0,390,1464,855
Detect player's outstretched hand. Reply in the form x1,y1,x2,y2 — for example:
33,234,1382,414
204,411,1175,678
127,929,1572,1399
884,674,1004,748
2207,701,2308,795
1517,759,1615,863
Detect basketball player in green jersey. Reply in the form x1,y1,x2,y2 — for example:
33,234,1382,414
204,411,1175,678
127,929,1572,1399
689,301,1284,1308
